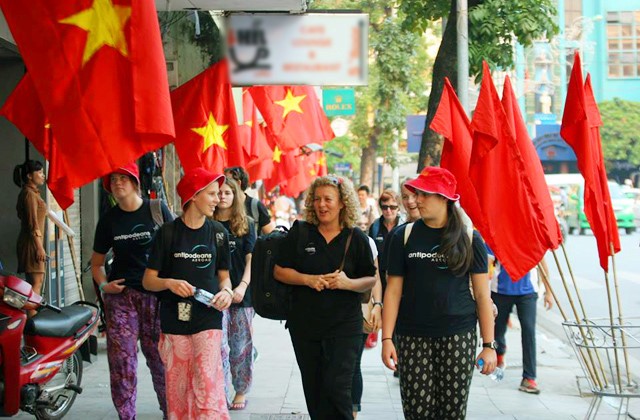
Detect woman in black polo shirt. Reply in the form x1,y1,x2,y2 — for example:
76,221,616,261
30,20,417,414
382,167,497,420
274,175,376,420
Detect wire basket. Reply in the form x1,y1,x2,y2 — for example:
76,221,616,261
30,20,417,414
563,318,640,419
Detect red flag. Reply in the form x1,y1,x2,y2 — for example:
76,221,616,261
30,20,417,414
171,59,244,173
469,62,548,280
263,145,299,193
0,75,74,209
560,53,620,270
248,86,335,152
0,0,175,197
240,89,274,182
431,77,489,237
502,76,562,250
281,151,327,197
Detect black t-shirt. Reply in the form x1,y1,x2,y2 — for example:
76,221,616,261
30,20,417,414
276,220,376,339
147,218,230,335
93,199,173,290
387,220,488,338
368,216,400,257
244,196,271,232
220,219,256,307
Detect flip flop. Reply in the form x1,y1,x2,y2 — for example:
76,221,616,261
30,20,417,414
229,399,248,411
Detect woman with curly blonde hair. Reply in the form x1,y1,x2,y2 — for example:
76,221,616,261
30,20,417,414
213,178,257,411
275,174,376,419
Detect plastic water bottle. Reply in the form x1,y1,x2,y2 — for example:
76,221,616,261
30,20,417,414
477,359,504,382
193,287,215,306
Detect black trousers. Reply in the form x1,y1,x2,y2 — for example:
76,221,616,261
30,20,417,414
351,334,368,412
397,330,476,420
290,333,361,420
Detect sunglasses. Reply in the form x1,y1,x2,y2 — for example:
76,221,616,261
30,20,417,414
380,204,399,211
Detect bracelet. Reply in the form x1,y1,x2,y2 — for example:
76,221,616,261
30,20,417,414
240,280,249,287
98,281,108,292
223,287,234,297
381,337,393,342
373,301,383,308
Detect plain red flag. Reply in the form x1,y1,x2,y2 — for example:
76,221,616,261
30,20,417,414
0,0,175,195
248,86,335,152
560,54,620,271
171,59,245,173
502,75,562,250
431,77,489,237
469,62,549,280
0,74,74,209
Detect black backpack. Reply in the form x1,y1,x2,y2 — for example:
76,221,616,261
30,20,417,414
250,223,307,320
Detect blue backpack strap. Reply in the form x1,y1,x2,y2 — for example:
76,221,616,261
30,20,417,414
370,218,381,239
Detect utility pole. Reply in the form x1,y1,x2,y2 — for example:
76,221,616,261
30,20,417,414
457,0,469,115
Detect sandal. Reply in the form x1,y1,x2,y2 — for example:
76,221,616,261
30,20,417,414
229,399,248,410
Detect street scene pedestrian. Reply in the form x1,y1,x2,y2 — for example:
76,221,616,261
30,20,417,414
382,167,497,419
274,175,377,419
214,177,257,411
487,248,554,394
143,168,232,419
91,163,172,420
1,1,639,419
14,160,47,300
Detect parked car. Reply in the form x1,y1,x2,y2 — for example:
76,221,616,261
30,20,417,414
544,174,636,235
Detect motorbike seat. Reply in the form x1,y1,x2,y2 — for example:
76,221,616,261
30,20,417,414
24,305,94,338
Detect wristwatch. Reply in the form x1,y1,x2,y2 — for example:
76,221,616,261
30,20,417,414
373,301,383,309
482,341,498,350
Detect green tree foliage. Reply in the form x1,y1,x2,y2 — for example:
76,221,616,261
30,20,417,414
599,98,640,167
311,0,431,187
397,0,558,170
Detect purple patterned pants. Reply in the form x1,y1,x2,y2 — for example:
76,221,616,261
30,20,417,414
221,306,255,401
103,288,167,420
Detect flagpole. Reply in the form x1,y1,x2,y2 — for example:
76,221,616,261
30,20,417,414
551,250,604,389
537,262,568,321
560,244,610,387
604,270,623,393
610,243,631,385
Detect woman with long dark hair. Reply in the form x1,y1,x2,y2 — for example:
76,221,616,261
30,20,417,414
14,160,47,297
382,167,497,419
214,177,256,410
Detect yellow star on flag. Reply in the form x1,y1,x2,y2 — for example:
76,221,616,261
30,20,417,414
274,89,306,119
59,0,132,66
273,146,282,163
244,121,253,127
316,155,326,167
309,168,317,176
192,113,229,152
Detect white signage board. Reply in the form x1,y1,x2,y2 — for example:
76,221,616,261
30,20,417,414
227,13,368,86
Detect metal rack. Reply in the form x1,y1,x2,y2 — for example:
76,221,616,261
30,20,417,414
563,318,640,419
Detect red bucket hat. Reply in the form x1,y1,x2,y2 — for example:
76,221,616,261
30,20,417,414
177,168,225,211
404,166,460,201
102,162,140,193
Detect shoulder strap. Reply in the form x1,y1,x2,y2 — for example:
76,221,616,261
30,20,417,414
296,221,308,254
161,221,175,275
403,222,414,246
150,199,164,228
456,206,473,243
250,197,259,221
370,219,380,239
338,229,354,271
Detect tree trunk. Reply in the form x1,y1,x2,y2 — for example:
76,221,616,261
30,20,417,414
417,0,482,172
360,130,379,189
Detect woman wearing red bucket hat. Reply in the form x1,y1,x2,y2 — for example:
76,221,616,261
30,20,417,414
91,162,173,419
143,168,233,419
381,166,496,419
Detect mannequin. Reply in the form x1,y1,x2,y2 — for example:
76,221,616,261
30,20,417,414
14,160,47,297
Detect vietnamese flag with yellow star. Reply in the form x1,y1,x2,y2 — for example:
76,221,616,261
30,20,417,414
0,74,75,209
171,59,245,173
0,0,175,198
248,86,335,152
240,88,274,182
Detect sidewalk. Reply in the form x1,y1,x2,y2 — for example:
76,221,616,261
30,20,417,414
14,303,639,419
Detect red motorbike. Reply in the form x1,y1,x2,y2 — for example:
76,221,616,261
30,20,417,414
0,272,99,419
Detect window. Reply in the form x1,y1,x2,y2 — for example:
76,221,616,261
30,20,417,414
607,11,640,78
